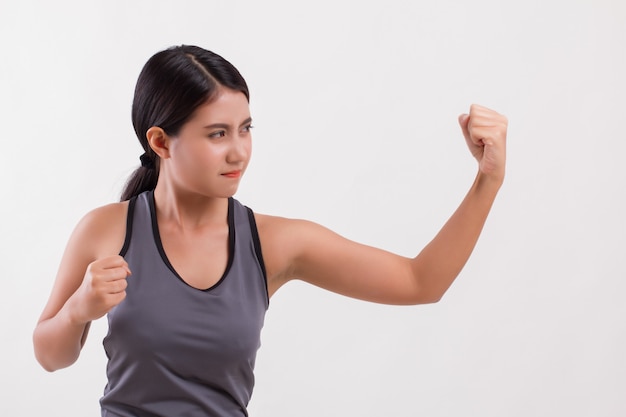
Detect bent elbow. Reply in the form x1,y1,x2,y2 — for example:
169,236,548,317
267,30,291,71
37,358,58,373
32,328,76,373
33,337,57,372
33,342,57,372
417,294,443,305
425,296,442,305
33,346,74,373
410,286,448,305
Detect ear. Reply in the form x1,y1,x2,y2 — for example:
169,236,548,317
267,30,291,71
146,126,171,159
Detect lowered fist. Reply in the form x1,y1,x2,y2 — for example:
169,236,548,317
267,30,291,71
67,255,131,324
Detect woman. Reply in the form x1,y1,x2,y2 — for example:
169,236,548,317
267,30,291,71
33,45,507,416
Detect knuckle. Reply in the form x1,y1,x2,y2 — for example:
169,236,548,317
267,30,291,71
114,292,127,306
86,262,97,274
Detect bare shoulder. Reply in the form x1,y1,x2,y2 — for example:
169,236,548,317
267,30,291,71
253,212,313,238
250,212,299,259
72,201,130,259
250,213,317,295
252,212,324,252
79,201,129,227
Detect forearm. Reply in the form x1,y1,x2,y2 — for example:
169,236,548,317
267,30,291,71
411,171,502,301
33,303,91,372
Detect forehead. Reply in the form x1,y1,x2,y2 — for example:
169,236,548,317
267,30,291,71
188,88,250,125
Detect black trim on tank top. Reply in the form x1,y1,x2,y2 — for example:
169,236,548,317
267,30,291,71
246,206,269,304
147,190,236,292
119,195,138,257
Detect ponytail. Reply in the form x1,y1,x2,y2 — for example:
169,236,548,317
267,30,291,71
120,162,159,201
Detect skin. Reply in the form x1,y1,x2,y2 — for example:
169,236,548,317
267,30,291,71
33,88,507,372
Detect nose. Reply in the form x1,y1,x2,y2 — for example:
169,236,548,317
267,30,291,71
226,133,250,164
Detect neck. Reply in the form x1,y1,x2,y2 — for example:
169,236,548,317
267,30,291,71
152,181,230,230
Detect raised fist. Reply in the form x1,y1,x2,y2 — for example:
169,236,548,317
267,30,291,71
458,104,508,182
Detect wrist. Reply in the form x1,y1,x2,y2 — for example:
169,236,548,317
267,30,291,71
475,170,504,194
61,296,89,328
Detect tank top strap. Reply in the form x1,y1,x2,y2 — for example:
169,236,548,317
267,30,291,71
231,199,269,304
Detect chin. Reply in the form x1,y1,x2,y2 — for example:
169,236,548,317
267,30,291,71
212,186,240,199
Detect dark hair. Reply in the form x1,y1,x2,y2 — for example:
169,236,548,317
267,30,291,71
120,45,250,201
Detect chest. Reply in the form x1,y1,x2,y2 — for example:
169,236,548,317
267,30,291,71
158,223,230,290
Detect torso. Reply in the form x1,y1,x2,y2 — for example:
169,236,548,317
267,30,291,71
101,191,269,416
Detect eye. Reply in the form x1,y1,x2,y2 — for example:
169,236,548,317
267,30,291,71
209,130,226,139
242,124,254,133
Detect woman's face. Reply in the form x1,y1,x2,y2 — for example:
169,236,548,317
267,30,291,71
165,88,253,198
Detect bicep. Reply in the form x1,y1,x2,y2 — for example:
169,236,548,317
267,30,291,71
263,217,425,305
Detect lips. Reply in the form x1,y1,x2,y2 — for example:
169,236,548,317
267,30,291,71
222,170,242,179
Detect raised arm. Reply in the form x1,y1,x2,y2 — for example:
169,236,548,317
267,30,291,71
33,203,130,371
259,104,507,304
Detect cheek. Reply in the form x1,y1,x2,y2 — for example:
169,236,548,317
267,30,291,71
184,142,223,163
170,142,209,175
243,138,253,160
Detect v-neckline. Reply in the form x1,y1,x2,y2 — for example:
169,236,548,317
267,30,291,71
147,191,236,292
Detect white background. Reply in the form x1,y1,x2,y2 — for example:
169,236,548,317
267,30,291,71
1,0,625,415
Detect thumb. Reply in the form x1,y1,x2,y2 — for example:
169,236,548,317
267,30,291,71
459,112,483,161
458,113,469,131
458,113,471,143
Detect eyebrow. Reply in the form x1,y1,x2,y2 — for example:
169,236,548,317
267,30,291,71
203,117,253,130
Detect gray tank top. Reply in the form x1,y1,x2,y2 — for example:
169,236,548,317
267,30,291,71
100,191,269,417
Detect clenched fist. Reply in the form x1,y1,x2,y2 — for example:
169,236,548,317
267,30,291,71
458,104,508,183
67,255,131,324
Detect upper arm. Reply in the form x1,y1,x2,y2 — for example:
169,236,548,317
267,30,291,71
256,214,428,305
36,202,129,324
